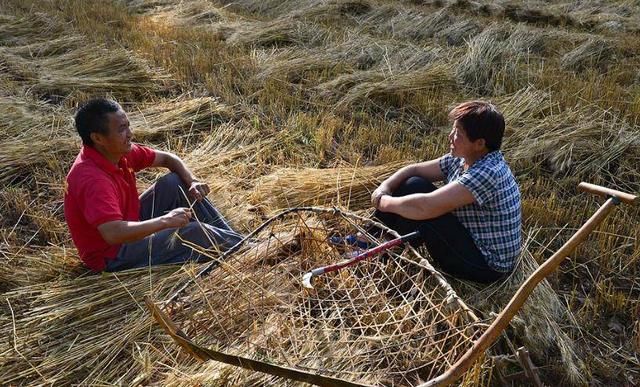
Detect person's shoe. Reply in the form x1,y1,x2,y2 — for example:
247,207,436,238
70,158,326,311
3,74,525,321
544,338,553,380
329,234,372,250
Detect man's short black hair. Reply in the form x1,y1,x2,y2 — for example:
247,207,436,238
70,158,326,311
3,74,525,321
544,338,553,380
74,98,121,146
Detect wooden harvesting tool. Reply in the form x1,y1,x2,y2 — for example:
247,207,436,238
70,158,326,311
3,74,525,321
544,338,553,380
420,182,637,387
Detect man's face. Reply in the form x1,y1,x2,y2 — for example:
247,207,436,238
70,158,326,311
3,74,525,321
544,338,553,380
95,109,132,158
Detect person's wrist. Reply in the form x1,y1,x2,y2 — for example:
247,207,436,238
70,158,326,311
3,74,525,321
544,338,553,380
378,193,390,207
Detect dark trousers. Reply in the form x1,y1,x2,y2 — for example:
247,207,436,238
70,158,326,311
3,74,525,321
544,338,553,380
374,176,504,283
105,173,243,272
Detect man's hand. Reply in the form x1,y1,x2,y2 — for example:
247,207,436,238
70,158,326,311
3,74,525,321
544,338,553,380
189,180,210,202
371,186,391,209
98,208,192,245
162,207,192,228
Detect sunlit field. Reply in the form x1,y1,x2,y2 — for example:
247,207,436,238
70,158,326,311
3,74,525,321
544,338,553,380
1,0,639,385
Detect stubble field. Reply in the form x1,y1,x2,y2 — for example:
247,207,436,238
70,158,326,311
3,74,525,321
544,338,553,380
0,0,639,385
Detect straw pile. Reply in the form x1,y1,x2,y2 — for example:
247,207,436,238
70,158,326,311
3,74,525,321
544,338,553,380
0,15,170,101
560,37,614,72
259,35,444,86
0,266,193,385
0,12,70,46
128,96,237,142
498,86,640,182
0,94,74,184
381,8,455,42
227,19,327,48
250,161,407,211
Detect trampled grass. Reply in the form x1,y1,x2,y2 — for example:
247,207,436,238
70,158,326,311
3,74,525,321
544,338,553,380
0,0,638,385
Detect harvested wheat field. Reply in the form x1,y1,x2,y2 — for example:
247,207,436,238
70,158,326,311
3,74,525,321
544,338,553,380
1,0,639,385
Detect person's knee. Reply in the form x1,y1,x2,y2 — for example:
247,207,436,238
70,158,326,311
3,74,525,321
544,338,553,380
153,173,187,200
157,172,184,189
394,176,435,196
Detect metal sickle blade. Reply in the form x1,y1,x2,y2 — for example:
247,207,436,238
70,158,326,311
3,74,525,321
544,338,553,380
301,272,314,289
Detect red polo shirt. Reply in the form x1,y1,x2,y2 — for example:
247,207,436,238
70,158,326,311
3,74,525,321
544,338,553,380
64,144,156,271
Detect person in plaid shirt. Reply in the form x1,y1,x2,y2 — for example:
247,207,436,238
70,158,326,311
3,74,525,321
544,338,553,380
370,101,521,283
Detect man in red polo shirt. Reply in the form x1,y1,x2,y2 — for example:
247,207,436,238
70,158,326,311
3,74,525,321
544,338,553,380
64,98,242,272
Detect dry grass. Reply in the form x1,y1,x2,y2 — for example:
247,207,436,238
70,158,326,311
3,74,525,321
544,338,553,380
250,161,407,211
498,86,640,183
561,37,615,72
0,0,639,386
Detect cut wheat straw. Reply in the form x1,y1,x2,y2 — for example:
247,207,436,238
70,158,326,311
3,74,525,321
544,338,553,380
250,161,407,210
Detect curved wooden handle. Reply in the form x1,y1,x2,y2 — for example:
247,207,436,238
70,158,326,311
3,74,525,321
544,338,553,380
578,182,637,205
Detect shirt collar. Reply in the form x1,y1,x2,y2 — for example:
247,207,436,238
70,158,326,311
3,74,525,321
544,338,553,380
81,145,124,174
459,150,501,170
469,150,501,168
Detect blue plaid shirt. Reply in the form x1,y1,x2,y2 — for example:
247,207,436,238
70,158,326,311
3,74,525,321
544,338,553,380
439,151,522,272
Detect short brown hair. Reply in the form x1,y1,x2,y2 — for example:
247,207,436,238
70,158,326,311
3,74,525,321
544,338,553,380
448,101,505,151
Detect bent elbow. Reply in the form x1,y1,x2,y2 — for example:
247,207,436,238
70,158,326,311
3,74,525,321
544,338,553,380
101,233,121,245
98,222,126,245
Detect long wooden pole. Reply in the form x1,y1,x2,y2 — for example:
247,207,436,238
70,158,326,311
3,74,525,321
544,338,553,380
420,182,637,387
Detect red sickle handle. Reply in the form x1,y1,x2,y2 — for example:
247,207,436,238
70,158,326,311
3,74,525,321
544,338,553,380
310,231,421,277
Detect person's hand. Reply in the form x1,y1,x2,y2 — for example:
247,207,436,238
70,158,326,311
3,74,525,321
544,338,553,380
162,207,192,228
189,180,210,202
371,186,390,209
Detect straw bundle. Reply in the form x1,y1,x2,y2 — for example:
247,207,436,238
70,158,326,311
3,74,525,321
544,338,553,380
434,19,482,46
505,24,549,56
30,46,171,99
290,0,372,21
173,1,226,24
212,0,309,17
213,0,371,20
455,25,511,94
334,62,456,109
259,35,443,84
227,19,327,48
0,50,39,83
129,96,236,142
498,87,639,180
456,23,557,94
250,161,407,210
0,94,74,183
383,8,454,42
0,244,83,292
560,38,614,72
1,35,84,59
0,12,70,47
0,93,69,140
131,0,232,27
183,120,272,177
